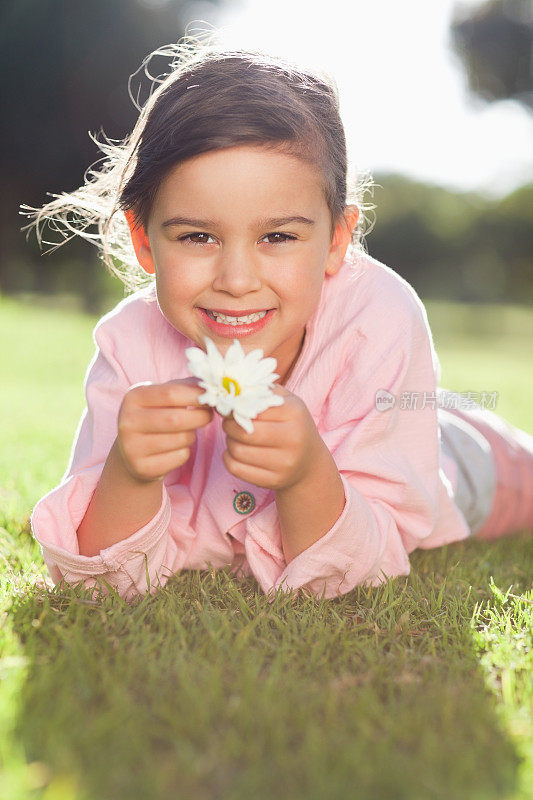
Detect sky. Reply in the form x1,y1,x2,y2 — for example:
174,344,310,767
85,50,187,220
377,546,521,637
177,0,533,199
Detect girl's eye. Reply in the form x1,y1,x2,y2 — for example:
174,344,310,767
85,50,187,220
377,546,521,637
177,232,297,246
178,233,215,245
262,232,296,245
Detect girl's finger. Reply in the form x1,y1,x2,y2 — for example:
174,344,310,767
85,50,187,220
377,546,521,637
139,449,194,480
124,406,213,434
223,416,291,446
130,380,206,408
132,431,197,457
222,450,283,488
225,440,286,471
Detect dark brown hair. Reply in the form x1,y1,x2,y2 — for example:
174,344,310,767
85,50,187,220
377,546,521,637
22,32,374,292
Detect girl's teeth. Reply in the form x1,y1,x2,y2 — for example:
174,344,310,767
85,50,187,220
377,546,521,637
209,310,267,325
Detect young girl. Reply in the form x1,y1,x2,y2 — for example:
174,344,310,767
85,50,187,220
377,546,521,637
24,38,533,604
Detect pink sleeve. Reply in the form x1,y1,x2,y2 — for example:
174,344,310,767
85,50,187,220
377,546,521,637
246,296,443,601
30,310,185,602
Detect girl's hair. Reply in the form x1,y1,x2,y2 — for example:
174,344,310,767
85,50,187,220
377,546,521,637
21,28,375,293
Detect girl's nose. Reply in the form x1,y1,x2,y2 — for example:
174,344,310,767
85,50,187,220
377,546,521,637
211,248,263,295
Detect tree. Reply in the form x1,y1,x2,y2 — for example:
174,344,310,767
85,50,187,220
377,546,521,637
450,0,533,110
0,0,226,310
367,174,533,304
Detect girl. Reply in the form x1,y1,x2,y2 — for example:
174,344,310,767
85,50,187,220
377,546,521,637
24,37,533,604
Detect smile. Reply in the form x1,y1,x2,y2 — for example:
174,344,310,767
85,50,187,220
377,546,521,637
206,309,267,324
197,307,275,337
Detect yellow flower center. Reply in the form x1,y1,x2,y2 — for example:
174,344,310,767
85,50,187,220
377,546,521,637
222,376,241,396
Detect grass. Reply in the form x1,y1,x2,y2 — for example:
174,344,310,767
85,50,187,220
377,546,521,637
0,292,532,800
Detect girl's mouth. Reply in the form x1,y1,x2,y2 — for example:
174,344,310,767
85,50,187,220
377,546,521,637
197,307,275,338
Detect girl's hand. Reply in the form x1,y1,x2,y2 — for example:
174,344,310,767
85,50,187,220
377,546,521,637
116,377,214,483
221,385,324,491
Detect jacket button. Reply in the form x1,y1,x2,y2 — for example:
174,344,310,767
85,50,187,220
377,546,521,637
233,491,256,515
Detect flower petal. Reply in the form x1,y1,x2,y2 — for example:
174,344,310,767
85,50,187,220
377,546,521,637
233,391,284,419
247,357,280,382
225,339,246,370
242,348,265,369
216,396,235,416
185,347,210,379
198,388,217,406
204,337,225,377
232,411,255,434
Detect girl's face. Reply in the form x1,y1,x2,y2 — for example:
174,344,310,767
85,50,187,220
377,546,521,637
140,144,352,385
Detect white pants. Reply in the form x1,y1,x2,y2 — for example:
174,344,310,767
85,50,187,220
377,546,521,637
438,407,497,535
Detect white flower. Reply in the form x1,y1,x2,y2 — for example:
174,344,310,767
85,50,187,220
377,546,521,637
184,336,285,434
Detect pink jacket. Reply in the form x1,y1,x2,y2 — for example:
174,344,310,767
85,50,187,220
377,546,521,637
31,254,470,602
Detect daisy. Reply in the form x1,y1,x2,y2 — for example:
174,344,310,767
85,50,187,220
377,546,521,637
184,336,285,434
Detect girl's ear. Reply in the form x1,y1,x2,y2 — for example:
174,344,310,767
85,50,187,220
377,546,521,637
326,205,359,275
124,210,155,275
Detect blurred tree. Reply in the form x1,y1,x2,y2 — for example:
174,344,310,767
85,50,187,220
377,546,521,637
450,0,533,110
367,174,533,304
0,0,225,311
2,2,531,311
482,183,533,300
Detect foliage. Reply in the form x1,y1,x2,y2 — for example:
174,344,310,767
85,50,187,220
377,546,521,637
3,2,532,312
368,176,533,304
451,0,533,110
0,0,224,311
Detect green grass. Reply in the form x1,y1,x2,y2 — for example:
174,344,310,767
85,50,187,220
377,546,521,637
0,293,532,800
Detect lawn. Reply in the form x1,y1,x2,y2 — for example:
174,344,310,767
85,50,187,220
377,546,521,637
0,292,532,800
